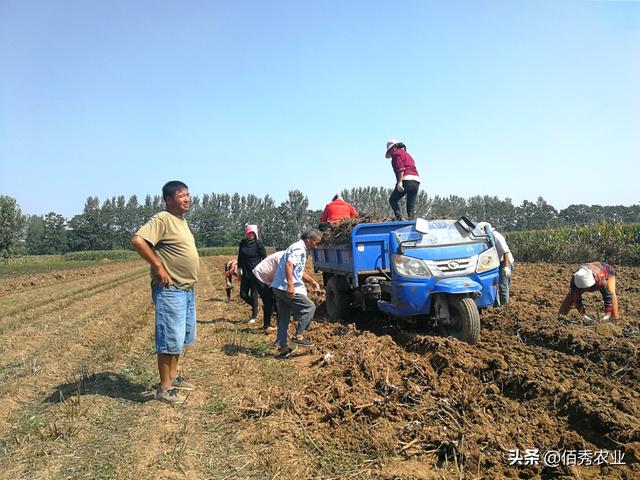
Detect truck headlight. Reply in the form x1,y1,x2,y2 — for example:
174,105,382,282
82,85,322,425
476,247,499,273
392,254,432,278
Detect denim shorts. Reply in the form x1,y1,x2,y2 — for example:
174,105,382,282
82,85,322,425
152,284,196,354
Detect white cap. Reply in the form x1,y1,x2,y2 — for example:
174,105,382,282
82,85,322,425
385,139,401,158
574,267,596,289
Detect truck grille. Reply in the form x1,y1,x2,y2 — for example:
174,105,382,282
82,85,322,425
424,256,477,277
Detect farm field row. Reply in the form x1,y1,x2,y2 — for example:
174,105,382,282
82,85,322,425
1,257,639,479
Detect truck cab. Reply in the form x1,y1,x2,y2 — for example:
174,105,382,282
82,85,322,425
313,217,500,343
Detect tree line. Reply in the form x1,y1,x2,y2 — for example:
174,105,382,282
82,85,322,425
1,189,639,258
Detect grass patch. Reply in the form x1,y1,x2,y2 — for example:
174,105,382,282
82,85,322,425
198,246,239,256
203,420,224,433
121,360,157,388
64,250,139,261
0,259,97,278
5,377,143,479
58,455,118,480
6,401,83,447
305,437,378,478
259,358,299,387
219,327,278,358
91,407,119,432
205,385,231,415
4,254,63,265
243,332,276,357
87,460,117,480
0,438,10,462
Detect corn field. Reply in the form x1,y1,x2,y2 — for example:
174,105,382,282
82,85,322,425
506,222,640,266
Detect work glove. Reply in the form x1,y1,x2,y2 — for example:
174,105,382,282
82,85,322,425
582,314,596,325
601,315,611,322
503,266,512,278
396,182,404,193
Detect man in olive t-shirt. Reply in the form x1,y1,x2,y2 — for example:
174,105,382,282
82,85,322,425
132,180,200,405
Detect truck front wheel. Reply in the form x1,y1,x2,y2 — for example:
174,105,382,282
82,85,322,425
439,296,481,344
325,276,351,321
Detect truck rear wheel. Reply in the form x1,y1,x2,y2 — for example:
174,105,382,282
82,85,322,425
325,276,351,321
439,296,481,344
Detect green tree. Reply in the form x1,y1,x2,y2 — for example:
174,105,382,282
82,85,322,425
142,195,163,221
559,204,592,226
25,215,46,254
67,197,114,251
41,212,68,254
189,193,234,246
123,195,146,245
431,195,467,219
271,190,311,248
0,196,27,260
342,186,394,217
515,197,559,231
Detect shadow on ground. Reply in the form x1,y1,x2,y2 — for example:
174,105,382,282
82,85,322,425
197,317,228,325
221,343,274,358
44,372,151,404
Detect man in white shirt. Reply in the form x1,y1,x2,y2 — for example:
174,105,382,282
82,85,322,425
492,229,515,305
271,229,322,359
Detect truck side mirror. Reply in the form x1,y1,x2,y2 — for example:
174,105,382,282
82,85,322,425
456,216,476,232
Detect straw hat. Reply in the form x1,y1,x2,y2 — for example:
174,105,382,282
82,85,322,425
385,139,402,158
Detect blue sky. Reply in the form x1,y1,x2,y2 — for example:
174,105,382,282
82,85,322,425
1,0,639,218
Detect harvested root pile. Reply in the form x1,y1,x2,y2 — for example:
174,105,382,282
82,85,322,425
307,287,326,305
241,271,640,478
320,215,395,245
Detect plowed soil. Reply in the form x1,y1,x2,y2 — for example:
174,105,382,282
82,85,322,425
1,258,639,479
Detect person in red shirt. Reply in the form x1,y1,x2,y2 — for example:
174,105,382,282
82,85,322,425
558,262,619,323
319,194,359,223
386,139,422,220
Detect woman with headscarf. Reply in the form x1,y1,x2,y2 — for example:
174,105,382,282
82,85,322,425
237,224,267,323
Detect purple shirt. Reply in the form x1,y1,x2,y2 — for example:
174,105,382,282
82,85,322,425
390,149,420,178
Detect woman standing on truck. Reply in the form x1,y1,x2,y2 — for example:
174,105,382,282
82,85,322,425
385,139,422,221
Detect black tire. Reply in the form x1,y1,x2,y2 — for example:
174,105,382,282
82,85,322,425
325,276,351,320
438,296,481,344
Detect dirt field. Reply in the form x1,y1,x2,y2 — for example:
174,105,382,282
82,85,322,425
1,257,639,479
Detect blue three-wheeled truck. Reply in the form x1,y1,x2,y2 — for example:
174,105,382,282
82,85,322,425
312,217,500,344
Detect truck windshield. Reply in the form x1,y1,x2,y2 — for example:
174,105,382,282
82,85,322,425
396,220,481,247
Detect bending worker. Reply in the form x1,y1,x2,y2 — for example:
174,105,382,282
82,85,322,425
223,259,241,303
252,250,286,333
558,262,619,323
